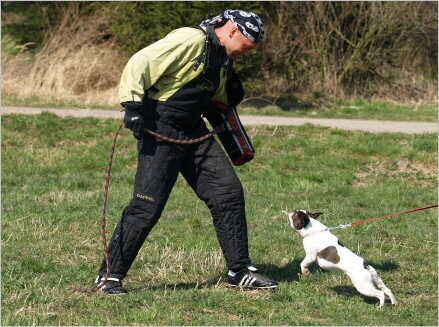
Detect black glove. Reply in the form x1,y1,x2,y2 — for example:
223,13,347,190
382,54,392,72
226,71,244,107
122,101,144,135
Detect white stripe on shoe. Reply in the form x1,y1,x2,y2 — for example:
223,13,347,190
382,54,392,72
239,274,256,287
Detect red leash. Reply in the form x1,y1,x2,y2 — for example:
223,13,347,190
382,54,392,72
328,204,438,230
350,204,438,226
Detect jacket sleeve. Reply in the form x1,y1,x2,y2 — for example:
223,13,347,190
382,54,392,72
118,28,205,103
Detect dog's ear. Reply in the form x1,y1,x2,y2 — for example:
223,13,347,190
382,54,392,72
309,212,323,219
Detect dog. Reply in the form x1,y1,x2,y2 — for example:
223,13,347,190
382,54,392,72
286,209,397,307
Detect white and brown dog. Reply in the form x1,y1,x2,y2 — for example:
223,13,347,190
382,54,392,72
287,210,397,307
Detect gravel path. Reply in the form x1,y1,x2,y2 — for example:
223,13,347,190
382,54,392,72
2,106,437,134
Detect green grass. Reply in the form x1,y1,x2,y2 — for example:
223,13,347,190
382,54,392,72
1,94,115,111
239,97,438,122
2,112,437,326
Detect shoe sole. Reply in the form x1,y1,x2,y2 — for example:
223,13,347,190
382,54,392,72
228,284,278,290
95,285,128,295
101,289,128,295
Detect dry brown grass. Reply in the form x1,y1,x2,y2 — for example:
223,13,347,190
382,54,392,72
260,1,438,105
1,3,126,107
354,159,438,188
1,2,437,108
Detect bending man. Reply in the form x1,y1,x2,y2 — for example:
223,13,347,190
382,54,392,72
95,9,278,294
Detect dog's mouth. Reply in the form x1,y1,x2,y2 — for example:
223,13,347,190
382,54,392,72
287,212,300,230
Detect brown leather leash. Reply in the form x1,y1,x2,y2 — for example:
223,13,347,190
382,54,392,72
71,122,226,293
144,124,225,144
328,204,438,231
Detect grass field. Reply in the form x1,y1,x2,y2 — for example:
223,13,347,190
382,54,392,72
238,98,438,122
1,112,437,326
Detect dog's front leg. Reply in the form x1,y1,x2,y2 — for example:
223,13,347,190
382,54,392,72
300,254,316,277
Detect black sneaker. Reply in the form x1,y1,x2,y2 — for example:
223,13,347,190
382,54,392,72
228,267,278,289
94,276,127,295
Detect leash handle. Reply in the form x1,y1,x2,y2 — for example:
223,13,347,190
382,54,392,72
71,122,124,293
350,204,438,227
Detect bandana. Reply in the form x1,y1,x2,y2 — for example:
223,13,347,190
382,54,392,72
199,9,264,44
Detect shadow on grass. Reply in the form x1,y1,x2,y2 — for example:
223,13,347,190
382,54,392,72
127,279,218,293
127,260,399,293
242,97,315,112
127,260,303,293
267,259,399,281
365,260,399,272
259,260,302,283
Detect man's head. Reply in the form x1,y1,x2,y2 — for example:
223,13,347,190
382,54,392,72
200,9,264,60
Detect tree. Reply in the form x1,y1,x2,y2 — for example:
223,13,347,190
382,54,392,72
107,2,259,53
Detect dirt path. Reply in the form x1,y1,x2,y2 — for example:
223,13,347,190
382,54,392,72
2,106,437,134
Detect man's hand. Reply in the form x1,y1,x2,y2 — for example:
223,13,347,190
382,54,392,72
122,101,144,135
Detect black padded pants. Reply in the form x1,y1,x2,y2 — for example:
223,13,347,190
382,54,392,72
98,133,251,280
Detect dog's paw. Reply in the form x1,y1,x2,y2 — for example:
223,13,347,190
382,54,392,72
301,268,311,277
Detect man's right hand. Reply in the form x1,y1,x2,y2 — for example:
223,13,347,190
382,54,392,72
122,101,144,135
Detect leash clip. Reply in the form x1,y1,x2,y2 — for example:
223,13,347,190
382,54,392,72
328,223,352,231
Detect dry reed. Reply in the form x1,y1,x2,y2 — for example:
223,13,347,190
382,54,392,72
1,2,437,107
2,3,126,107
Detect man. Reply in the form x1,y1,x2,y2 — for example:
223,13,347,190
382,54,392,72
95,9,278,294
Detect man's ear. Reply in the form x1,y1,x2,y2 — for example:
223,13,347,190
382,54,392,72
229,26,240,39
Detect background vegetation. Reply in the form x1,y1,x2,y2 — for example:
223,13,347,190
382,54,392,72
1,2,437,325
1,112,437,326
1,1,437,109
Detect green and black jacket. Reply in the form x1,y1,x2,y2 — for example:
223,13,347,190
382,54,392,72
119,25,233,140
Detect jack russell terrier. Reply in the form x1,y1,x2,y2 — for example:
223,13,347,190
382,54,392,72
287,209,397,308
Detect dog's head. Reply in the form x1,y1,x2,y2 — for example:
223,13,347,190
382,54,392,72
287,210,323,231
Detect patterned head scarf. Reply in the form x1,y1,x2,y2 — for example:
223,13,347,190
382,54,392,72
199,9,264,44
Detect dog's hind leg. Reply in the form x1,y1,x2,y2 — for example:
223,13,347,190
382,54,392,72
349,273,386,308
368,266,397,305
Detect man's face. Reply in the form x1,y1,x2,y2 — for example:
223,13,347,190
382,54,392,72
225,27,258,60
